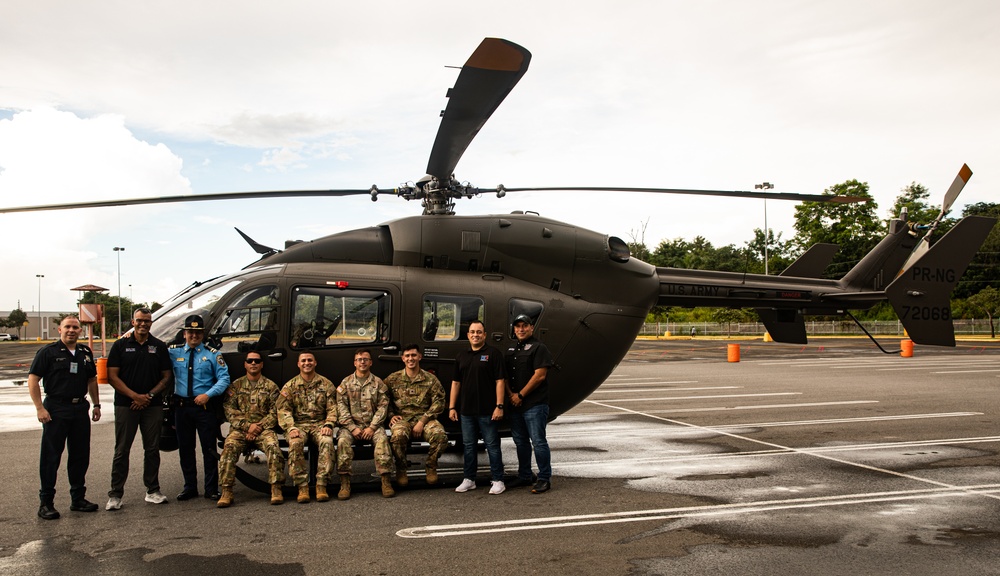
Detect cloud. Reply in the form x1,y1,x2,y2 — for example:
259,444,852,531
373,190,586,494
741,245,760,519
0,108,192,310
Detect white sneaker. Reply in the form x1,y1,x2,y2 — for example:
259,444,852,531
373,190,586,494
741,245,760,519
144,491,168,504
105,496,122,511
455,478,476,493
489,480,506,495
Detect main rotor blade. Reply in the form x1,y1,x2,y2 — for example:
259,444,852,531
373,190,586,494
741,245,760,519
0,189,375,214
425,38,531,181
499,186,868,203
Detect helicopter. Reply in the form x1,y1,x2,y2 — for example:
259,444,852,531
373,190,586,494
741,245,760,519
3,38,995,430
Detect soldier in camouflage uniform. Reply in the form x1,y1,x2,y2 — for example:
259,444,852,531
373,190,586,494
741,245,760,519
217,351,285,507
385,343,447,486
336,348,394,499
276,351,337,503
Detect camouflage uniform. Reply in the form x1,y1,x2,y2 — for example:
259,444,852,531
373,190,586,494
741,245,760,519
385,368,447,471
276,373,337,486
336,373,392,475
219,374,285,487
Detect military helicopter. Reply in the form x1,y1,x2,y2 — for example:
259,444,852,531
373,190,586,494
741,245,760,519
3,38,995,425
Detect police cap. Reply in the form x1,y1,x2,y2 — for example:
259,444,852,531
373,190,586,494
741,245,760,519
183,315,206,330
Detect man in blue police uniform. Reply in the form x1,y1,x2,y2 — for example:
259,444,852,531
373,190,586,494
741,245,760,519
168,314,230,501
27,316,102,520
505,314,555,494
106,307,172,510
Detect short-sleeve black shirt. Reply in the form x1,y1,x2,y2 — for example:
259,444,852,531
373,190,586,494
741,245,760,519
29,341,97,398
107,334,171,406
505,335,554,409
454,344,506,416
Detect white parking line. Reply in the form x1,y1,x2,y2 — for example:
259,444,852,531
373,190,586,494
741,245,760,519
590,386,739,393
598,392,800,403
635,400,877,413
397,485,1000,538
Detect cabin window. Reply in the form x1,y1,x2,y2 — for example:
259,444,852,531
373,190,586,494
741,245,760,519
508,299,544,338
422,294,485,342
212,285,280,353
290,286,390,349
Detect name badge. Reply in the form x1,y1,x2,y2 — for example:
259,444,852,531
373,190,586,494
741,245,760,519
69,362,79,374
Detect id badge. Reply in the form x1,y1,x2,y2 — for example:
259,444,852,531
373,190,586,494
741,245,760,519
70,362,79,374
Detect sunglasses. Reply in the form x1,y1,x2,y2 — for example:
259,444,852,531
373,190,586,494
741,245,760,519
245,358,264,364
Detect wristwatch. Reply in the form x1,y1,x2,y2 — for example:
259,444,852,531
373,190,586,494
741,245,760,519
496,404,504,409
147,393,155,399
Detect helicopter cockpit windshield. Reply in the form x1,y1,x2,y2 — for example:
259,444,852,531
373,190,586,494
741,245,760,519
150,277,244,344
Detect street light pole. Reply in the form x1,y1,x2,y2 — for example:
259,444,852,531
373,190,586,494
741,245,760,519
754,182,775,274
113,247,125,334
35,274,44,339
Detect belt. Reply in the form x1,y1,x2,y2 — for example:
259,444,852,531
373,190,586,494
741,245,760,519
46,396,87,404
172,396,198,407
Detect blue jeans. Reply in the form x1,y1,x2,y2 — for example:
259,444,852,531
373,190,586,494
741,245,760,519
508,403,551,482
460,415,504,482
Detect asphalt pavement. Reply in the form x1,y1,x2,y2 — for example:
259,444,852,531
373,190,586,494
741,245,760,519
1,338,999,575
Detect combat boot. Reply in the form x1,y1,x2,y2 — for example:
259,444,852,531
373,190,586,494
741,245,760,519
315,483,330,502
381,473,395,498
217,487,233,508
270,484,283,505
395,469,409,487
425,465,439,485
338,475,351,500
297,485,310,504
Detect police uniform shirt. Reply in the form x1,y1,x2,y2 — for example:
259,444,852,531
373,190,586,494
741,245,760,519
29,341,97,399
168,342,231,398
505,335,554,409
107,333,171,407
454,345,506,416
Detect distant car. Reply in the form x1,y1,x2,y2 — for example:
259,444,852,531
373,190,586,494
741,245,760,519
0,333,18,341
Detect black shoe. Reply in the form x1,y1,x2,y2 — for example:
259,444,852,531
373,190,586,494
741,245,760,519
70,499,98,512
508,476,536,488
204,491,221,500
531,480,551,494
38,503,60,520
176,490,199,501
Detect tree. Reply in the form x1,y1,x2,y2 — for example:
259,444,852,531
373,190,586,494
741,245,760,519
966,286,1000,338
77,291,139,336
711,308,756,337
745,227,793,275
7,308,28,339
954,202,1000,299
792,180,882,279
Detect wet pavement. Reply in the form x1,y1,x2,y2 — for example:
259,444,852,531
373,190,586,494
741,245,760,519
1,338,999,574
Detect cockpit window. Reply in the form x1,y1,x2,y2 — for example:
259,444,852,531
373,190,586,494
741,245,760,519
422,294,485,342
212,285,280,353
150,279,243,344
290,286,390,349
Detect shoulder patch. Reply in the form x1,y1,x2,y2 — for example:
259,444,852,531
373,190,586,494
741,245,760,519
217,355,226,367
337,385,345,395
280,389,289,398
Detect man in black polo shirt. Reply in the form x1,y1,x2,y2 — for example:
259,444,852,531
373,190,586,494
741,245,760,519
105,308,172,510
28,316,102,520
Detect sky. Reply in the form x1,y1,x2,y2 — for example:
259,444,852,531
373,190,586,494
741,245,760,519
2,0,999,312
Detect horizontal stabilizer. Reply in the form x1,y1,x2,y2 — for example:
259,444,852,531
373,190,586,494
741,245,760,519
886,215,997,346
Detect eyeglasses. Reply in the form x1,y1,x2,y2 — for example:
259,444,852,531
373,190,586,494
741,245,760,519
133,319,153,325
355,358,372,363
245,358,263,364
